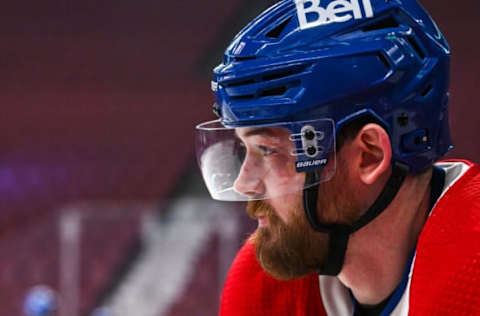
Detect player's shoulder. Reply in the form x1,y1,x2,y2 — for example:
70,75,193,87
434,159,480,222
421,159,480,245
220,241,326,316
436,159,480,198
410,159,480,314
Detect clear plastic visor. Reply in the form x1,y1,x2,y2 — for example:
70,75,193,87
195,119,336,201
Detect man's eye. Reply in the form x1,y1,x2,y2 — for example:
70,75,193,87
257,145,276,156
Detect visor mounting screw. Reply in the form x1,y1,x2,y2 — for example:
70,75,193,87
304,129,315,140
307,146,317,156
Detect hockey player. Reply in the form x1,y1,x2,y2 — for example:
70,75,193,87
195,0,480,314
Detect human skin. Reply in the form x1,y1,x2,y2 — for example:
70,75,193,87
234,124,433,305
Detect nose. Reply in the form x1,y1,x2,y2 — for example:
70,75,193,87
233,158,266,199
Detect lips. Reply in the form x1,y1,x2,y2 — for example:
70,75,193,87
246,201,273,227
258,216,268,227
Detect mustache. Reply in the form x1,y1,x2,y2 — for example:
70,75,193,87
246,200,274,220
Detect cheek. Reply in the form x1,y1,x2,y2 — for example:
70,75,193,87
269,201,289,224
317,170,359,224
265,158,305,194
269,193,303,224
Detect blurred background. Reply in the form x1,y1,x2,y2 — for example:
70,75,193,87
0,0,478,315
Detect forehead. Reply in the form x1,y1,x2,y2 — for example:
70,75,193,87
236,126,291,140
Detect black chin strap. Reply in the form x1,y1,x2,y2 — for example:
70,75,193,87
303,162,409,276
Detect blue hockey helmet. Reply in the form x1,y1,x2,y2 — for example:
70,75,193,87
196,0,452,202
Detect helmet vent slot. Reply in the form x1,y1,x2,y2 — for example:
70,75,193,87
421,83,433,97
361,16,399,32
233,56,256,62
377,53,391,70
259,86,287,97
226,79,256,87
262,64,309,81
225,65,308,100
263,70,294,81
231,94,255,100
407,36,426,59
265,17,292,39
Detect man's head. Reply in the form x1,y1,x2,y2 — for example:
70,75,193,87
196,0,452,277
241,120,392,279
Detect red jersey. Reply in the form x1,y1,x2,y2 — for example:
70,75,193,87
220,160,480,315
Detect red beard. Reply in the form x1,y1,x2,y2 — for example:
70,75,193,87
245,155,364,280
247,200,329,280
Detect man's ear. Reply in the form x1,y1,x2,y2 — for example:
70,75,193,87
350,123,392,185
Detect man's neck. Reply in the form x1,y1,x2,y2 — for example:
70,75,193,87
337,168,433,305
